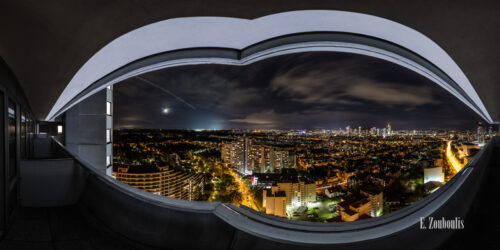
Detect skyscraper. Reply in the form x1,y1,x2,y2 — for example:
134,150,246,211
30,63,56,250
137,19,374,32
477,121,483,136
477,122,485,146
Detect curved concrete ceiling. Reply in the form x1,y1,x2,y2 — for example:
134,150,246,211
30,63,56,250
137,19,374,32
45,10,492,123
1,1,499,122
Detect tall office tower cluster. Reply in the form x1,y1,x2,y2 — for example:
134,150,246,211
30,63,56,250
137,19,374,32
222,137,296,174
263,179,317,217
370,127,376,136
113,164,205,201
365,123,394,137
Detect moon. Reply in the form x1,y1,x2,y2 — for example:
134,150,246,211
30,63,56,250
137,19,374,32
162,108,170,114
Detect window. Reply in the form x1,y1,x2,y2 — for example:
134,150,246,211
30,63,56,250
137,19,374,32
21,113,26,158
106,101,112,115
8,100,16,180
106,129,111,143
57,125,63,134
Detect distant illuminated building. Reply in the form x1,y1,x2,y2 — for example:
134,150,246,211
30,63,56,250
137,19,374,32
477,121,484,135
360,189,384,217
478,135,485,146
477,122,485,146
423,166,444,183
223,138,295,174
263,179,316,214
113,164,205,200
387,121,392,136
337,189,383,221
221,137,250,174
251,176,259,186
262,190,287,217
337,195,371,222
462,144,480,156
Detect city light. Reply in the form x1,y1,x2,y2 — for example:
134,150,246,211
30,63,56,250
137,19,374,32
446,141,464,173
228,167,258,210
113,126,487,223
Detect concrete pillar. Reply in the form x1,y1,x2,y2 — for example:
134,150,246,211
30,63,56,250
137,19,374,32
65,89,112,174
106,86,113,176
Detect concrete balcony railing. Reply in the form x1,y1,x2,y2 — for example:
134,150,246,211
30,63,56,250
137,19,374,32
18,136,500,249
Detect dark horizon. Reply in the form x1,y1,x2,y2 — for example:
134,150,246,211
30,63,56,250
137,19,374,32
113,52,485,131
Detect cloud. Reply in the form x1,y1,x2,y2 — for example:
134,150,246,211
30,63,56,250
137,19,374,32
141,68,268,116
269,63,440,107
113,52,478,130
345,81,439,106
216,87,264,115
229,110,279,125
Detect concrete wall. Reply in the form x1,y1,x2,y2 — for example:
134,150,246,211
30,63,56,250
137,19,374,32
105,86,112,176
32,137,54,159
65,89,107,173
19,158,86,207
0,58,37,235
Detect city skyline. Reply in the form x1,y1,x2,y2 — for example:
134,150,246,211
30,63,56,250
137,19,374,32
113,127,489,222
113,52,484,130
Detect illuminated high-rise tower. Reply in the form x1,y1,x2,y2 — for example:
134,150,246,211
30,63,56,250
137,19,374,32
477,121,484,135
387,121,392,136
477,122,485,146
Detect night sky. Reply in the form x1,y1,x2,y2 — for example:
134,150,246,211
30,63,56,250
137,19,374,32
113,52,483,131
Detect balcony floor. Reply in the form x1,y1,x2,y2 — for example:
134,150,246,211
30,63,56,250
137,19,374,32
0,206,153,250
